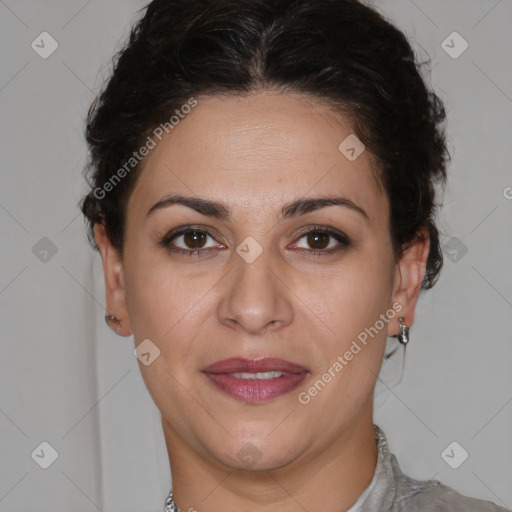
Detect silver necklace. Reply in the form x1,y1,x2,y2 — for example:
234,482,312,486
164,490,180,512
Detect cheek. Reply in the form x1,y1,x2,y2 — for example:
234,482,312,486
307,248,394,333
124,252,224,363
304,267,390,404
123,251,192,340
302,250,393,398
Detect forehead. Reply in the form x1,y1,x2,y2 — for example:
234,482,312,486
127,92,386,225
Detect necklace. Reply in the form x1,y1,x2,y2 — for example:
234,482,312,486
164,490,180,512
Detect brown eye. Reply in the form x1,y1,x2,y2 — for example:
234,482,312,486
183,230,208,248
162,228,222,254
292,228,350,254
306,231,330,250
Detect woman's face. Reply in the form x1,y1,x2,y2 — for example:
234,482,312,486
98,92,426,472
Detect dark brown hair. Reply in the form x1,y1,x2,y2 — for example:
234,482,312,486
80,0,449,289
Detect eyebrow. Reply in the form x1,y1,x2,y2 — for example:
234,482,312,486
146,194,370,224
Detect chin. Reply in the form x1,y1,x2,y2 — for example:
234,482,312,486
211,434,303,472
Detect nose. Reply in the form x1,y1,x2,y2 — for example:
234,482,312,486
217,248,294,335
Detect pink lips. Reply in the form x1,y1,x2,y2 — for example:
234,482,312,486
202,357,309,403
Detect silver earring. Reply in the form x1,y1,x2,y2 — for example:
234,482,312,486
105,313,121,335
397,317,409,345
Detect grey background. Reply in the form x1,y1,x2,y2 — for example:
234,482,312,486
0,0,511,510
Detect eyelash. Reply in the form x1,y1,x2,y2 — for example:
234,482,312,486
159,225,351,258
292,226,351,255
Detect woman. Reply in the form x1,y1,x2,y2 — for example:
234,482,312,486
80,0,510,510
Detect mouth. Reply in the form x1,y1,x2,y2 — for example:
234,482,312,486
202,357,309,403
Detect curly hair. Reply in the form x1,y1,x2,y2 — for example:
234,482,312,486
80,0,450,289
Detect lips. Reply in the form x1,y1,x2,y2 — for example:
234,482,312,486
202,357,309,403
203,357,308,374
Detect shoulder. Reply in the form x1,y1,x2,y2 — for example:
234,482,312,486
390,454,510,511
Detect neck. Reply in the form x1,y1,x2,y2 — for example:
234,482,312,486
162,406,378,512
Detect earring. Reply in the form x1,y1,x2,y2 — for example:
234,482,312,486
397,317,409,345
105,313,121,335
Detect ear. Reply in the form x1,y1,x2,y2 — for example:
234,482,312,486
389,227,430,336
94,222,132,337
